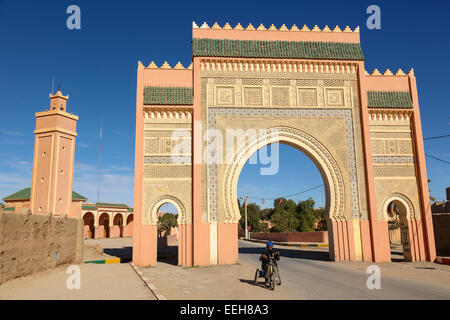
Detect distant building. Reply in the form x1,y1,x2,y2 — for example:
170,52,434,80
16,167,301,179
2,187,87,213
431,187,450,214
431,187,450,256
81,202,134,239
1,89,81,218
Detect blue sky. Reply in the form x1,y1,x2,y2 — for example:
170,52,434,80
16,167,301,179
0,0,449,209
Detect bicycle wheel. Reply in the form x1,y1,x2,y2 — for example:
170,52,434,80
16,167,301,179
270,273,275,291
254,269,259,285
275,266,281,285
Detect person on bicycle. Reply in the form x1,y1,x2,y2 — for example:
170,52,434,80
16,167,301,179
259,241,280,278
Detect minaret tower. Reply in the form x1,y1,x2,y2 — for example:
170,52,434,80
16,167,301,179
30,89,78,216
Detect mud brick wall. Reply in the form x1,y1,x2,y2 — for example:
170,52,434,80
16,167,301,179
0,211,83,285
250,231,328,243
433,214,450,256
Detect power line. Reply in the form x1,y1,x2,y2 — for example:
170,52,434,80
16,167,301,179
244,183,324,201
425,153,450,165
424,134,450,141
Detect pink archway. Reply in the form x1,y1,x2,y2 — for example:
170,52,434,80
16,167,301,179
98,213,110,238
125,214,134,237
112,213,124,238
83,212,95,239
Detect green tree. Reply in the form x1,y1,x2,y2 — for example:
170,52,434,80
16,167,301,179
296,197,315,214
273,197,285,211
158,213,178,236
314,208,328,231
295,198,321,232
239,203,268,232
270,209,300,232
260,208,272,221
297,211,316,232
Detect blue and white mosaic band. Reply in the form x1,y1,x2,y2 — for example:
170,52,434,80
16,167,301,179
144,156,192,164
372,156,414,164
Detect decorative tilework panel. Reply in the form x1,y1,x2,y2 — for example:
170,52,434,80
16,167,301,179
243,87,263,106
271,87,290,106
298,88,318,106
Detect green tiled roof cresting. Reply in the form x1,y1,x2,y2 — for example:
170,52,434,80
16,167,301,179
72,190,88,200
2,188,31,200
82,205,98,210
192,38,364,61
3,187,87,201
95,202,129,208
144,86,193,105
367,91,414,109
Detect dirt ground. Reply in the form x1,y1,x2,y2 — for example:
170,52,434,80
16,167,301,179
0,238,154,300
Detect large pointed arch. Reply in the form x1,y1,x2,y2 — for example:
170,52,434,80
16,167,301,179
223,126,346,224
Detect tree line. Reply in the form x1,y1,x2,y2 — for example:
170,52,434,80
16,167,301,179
157,196,327,236
238,197,327,233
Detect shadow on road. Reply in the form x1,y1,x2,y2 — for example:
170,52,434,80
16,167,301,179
157,245,178,266
239,279,266,289
103,246,132,259
239,246,330,262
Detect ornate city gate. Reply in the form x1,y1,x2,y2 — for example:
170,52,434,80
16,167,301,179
133,22,436,267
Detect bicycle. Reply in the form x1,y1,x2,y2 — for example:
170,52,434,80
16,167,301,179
254,256,281,290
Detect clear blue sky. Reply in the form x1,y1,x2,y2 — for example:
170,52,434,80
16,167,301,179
0,0,449,209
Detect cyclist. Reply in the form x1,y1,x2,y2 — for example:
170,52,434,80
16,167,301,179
259,241,280,279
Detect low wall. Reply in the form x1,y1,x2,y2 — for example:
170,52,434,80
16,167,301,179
0,211,84,285
250,231,328,243
433,214,450,256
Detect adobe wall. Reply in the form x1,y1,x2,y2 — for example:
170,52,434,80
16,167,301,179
250,231,328,243
432,214,450,256
0,211,83,285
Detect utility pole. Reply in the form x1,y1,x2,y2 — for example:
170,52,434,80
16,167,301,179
98,117,103,203
244,195,248,239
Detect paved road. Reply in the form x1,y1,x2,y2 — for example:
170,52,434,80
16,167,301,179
238,239,450,299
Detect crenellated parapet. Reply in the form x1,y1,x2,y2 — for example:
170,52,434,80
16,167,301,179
365,68,414,77
137,61,193,105
138,61,193,70
193,21,359,33
192,22,362,60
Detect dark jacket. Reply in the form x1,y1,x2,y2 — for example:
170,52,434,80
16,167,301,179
260,248,280,263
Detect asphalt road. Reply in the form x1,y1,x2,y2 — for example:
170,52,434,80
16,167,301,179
238,239,450,299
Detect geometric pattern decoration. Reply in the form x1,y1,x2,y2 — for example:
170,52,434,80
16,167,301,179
373,165,416,177
326,88,344,106
297,88,317,106
372,156,414,164
271,87,290,106
144,156,192,164
216,86,235,105
143,164,191,179
243,87,263,106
